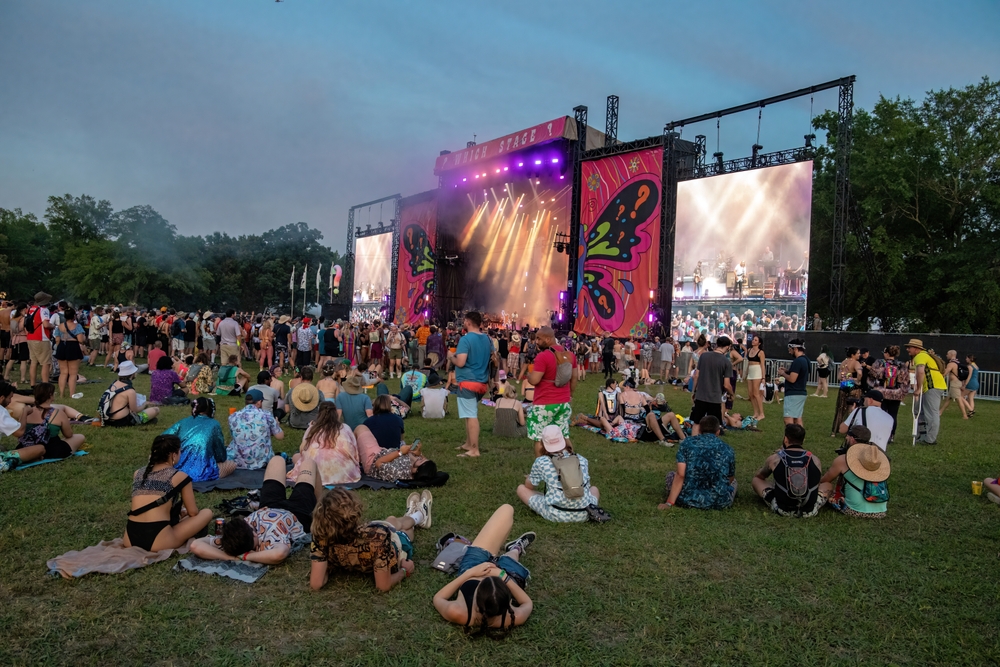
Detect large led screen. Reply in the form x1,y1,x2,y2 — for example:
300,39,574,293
436,173,570,327
354,232,393,304
673,161,813,304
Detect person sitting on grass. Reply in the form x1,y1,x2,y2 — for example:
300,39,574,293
163,397,236,483
400,364,427,401
516,425,599,523
248,370,284,421
215,355,249,396
335,375,374,430
818,424,891,519
646,393,687,442
100,361,161,427
308,488,431,592
190,455,318,564
286,402,360,487
286,369,321,429
658,416,736,511
124,434,214,551
316,361,341,401
227,389,284,470
752,423,825,517
982,476,1000,507
432,504,535,633
493,384,527,438
149,355,188,406
575,378,623,435
420,372,450,419
11,382,86,465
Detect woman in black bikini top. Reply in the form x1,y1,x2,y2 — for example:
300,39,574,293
124,435,214,552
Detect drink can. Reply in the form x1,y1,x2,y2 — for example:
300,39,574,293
215,518,225,536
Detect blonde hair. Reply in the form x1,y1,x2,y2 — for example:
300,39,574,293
311,489,363,549
503,385,517,398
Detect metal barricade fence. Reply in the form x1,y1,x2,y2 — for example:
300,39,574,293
763,359,998,400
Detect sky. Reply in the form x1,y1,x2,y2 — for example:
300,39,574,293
1,0,997,252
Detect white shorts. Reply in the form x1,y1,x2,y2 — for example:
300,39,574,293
747,365,763,381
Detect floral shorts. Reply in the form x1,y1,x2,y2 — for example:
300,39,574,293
526,402,571,440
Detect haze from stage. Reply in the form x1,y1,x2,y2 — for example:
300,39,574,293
673,161,813,301
354,233,393,304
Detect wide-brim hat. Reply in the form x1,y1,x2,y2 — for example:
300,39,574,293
118,360,138,376
511,333,522,343
342,375,364,394
291,382,320,412
279,315,291,324
846,443,891,482
34,291,52,306
905,338,925,350
203,311,214,319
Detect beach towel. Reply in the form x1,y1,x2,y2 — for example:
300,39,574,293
173,535,311,583
47,537,190,579
575,422,645,443
17,450,88,470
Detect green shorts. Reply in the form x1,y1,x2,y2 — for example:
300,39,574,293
526,402,572,440
389,348,404,360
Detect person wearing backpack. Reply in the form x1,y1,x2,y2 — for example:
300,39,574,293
752,424,825,518
25,292,54,386
818,424,890,519
525,327,577,457
868,345,911,442
99,361,161,427
516,425,600,523
939,350,969,420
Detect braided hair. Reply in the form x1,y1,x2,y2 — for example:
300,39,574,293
191,397,215,418
142,434,181,482
468,576,515,637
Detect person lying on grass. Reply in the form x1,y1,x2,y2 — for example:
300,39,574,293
982,476,1000,507
751,423,825,518
190,455,318,564
516,425,600,523
658,415,736,510
433,504,535,633
124,434,214,551
308,488,431,592
12,382,86,465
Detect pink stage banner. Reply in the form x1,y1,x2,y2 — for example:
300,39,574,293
574,147,663,338
434,117,569,174
394,198,437,325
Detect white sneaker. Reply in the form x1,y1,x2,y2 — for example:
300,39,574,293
988,492,1000,506
419,490,433,529
405,492,420,519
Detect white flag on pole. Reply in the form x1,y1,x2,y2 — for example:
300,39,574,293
316,264,322,290
289,265,295,290
300,264,307,290
329,262,334,289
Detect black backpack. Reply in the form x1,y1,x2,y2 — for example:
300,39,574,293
956,361,970,382
23,306,40,334
774,449,818,516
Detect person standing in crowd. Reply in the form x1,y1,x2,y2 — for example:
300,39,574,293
659,336,674,382
386,324,405,378
689,335,733,434
296,319,315,371
658,416,736,510
868,345,910,442
54,308,86,399
812,344,831,398
26,292,54,386
744,335,765,421
452,312,492,459
4,304,29,384
601,333,616,380
906,339,947,445
216,310,243,370
939,350,968,419
525,326,576,457
779,339,810,427
272,315,291,374
962,354,979,417
415,319,431,368
831,347,863,436
752,424,825,517
0,300,11,370
200,311,217,364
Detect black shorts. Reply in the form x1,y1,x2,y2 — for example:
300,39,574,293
817,368,831,379
260,479,315,532
689,399,723,426
45,438,73,459
12,342,29,362
0,330,10,348
55,341,84,361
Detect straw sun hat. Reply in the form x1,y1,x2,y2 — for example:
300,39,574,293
290,382,320,412
846,443,891,483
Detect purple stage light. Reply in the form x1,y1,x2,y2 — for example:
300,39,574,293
558,313,563,321
462,177,467,182
503,167,509,171
534,159,542,165
518,162,524,167
552,158,559,163
496,169,501,174
648,313,654,323
559,291,566,300
560,175,565,179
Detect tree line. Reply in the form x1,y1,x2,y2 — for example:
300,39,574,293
0,196,346,313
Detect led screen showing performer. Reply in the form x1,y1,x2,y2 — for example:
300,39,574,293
436,170,570,328
354,232,394,304
673,161,813,303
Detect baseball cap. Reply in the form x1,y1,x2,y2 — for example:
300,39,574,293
541,424,566,453
864,389,884,402
246,389,265,403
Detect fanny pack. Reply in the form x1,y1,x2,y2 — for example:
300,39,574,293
457,381,489,399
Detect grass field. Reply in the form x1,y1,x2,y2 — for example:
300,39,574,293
1,361,998,666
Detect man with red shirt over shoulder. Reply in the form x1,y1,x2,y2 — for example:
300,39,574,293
26,292,54,386
526,326,577,457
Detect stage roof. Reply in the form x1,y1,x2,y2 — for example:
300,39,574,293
434,116,607,174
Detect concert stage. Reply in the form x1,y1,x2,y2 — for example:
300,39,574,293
672,296,807,320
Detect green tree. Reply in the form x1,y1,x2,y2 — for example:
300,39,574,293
0,208,55,299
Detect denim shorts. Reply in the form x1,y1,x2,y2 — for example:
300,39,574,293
457,545,530,589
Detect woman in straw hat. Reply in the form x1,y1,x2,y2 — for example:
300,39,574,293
286,374,321,430
818,425,890,519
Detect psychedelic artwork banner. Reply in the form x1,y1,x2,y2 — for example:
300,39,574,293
574,147,663,338
394,198,437,325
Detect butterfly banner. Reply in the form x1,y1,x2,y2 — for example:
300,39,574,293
574,147,663,338
394,195,437,325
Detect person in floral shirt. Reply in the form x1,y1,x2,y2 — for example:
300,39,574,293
227,388,284,469
658,415,736,510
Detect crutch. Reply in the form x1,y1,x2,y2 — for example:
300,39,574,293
911,391,922,446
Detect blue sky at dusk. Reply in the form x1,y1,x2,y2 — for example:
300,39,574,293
1,0,997,250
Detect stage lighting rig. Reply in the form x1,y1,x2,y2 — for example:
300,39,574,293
553,231,572,255
804,133,816,148
713,151,725,173
751,143,763,167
